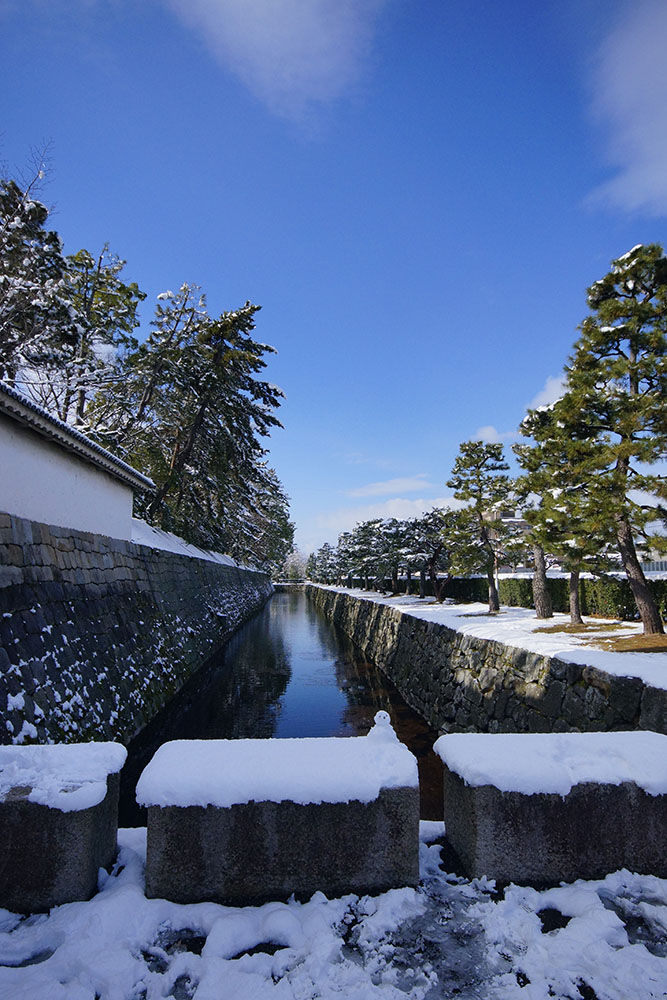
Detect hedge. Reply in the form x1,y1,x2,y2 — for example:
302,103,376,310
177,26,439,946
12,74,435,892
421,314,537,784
347,573,667,622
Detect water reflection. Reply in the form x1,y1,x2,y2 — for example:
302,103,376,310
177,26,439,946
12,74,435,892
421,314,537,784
121,591,442,825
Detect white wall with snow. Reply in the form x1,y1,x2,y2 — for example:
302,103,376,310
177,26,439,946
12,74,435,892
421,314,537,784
1,416,134,538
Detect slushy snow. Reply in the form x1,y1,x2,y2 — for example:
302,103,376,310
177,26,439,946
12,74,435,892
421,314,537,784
434,730,667,796
0,826,665,999
136,712,418,808
0,742,127,812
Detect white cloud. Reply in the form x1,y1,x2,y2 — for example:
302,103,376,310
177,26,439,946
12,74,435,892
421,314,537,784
296,495,466,553
163,0,389,119
474,425,518,445
345,474,434,498
589,0,667,215
527,373,567,409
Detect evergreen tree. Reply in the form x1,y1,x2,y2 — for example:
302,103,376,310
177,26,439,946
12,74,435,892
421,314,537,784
411,508,462,603
515,404,618,624
0,174,81,382
90,284,288,561
347,519,384,590
446,441,513,612
305,552,317,581
26,245,145,423
563,243,667,633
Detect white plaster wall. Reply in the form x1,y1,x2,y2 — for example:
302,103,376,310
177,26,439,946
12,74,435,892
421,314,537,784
1,417,133,538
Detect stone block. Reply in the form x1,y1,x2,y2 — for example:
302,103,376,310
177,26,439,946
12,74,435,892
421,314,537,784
435,731,667,885
0,742,126,912
138,715,419,905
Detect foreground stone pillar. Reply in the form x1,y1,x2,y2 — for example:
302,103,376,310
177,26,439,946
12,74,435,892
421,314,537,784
138,712,419,903
435,731,667,885
0,742,127,912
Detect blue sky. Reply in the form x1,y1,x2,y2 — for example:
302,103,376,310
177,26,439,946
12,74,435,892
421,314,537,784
2,0,666,553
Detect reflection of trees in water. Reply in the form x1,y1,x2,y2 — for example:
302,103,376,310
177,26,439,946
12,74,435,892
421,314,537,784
120,602,291,826
327,628,444,820
120,592,443,825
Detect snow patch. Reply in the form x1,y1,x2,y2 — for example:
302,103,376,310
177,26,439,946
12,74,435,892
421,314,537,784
0,742,127,811
136,713,418,808
434,731,667,796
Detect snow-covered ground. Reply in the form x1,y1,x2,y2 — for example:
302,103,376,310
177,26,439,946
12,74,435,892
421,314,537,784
0,824,665,999
319,587,667,691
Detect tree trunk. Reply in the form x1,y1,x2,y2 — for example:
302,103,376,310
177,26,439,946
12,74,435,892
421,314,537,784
569,569,583,625
428,562,447,603
532,544,553,619
419,569,426,599
405,567,412,596
391,567,399,594
487,566,500,612
616,515,664,634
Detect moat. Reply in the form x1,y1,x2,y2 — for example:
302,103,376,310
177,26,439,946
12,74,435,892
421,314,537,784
120,589,442,825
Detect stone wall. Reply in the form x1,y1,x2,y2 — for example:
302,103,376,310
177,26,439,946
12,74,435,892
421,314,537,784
0,511,272,745
308,587,667,736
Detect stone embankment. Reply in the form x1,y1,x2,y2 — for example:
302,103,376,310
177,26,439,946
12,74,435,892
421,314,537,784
307,586,667,736
0,512,272,745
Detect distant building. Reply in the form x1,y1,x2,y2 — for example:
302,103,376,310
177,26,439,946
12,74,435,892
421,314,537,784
0,381,154,539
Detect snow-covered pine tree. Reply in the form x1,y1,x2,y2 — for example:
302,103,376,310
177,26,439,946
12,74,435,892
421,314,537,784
0,175,81,383
563,244,667,634
411,508,462,603
446,441,514,612
23,245,146,424
515,404,618,625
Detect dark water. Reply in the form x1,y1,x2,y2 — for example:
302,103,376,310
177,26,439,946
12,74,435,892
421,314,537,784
120,590,443,825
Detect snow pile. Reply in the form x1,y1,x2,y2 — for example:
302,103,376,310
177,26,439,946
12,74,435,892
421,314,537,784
0,742,127,812
136,712,418,808
318,586,667,691
131,518,241,568
0,827,665,999
434,731,667,796
473,871,667,999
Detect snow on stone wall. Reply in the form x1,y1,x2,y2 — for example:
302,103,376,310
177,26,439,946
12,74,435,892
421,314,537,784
308,586,667,737
0,511,272,745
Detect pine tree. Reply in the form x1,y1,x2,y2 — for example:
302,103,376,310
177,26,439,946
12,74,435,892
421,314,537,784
0,174,81,382
90,284,287,560
411,508,463,603
563,244,667,634
515,404,618,624
446,441,513,612
25,245,145,423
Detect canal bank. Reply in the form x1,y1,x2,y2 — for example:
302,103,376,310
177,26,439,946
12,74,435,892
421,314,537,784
121,589,443,824
307,584,667,737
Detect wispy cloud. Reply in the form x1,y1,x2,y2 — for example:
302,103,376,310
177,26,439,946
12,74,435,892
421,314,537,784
297,495,466,552
338,450,393,469
345,473,435,498
589,0,667,215
474,425,518,445
527,373,567,409
163,0,390,119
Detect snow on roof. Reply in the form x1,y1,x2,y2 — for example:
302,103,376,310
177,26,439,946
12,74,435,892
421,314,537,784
136,712,418,808
0,381,154,492
0,742,127,812
434,731,667,796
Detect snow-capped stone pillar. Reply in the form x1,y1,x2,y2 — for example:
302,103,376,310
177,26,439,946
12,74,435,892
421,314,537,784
435,731,667,884
137,712,420,904
0,743,127,912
